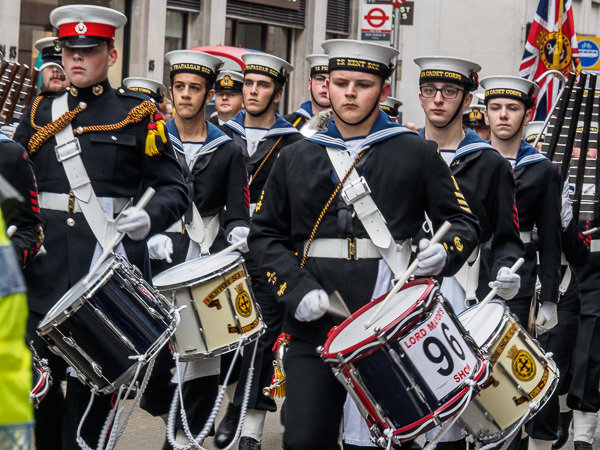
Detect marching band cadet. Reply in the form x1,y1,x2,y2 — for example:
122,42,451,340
520,121,591,450
247,38,480,450
13,5,188,448
284,54,330,130
35,36,70,94
143,49,250,447
376,56,522,450
482,76,563,450
209,70,245,126
379,96,402,123
217,53,302,450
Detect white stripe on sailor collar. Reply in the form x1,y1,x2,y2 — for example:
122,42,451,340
515,153,547,168
294,107,311,120
453,141,495,162
308,126,411,152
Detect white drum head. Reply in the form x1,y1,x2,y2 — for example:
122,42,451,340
459,301,505,346
326,283,429,355
153,253,241,289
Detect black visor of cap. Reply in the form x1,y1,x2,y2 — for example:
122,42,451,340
59,35,111,48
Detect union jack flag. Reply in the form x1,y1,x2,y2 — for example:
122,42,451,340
518,0,582,120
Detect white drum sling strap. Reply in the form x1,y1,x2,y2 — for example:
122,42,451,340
52,93,117,251
325,147,410,277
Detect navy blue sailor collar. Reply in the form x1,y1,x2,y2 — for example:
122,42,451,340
307,109,414,151
418,127,495,164
513,139,548,168
292,100,313,120
166,118,232,156
223,110,300,139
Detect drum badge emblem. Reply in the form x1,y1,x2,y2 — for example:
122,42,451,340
509,346,536,382
235,284,252,318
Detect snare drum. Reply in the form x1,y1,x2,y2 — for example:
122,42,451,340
321,279,490,446
153,253,265,359
457,300,558,443
38,254,176,394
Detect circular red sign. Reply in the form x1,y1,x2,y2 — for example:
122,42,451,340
365,7,390,28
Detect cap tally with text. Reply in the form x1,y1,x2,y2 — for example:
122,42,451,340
165,50,224,83
380,96,402,118
414,56,481,91
35,37,62,65
123,77,167,103
306,54,329,77
463,104,486,127
480,76,539,108
215,70,244,92
50,4,127,48
322,39,398,79
523,121,547,143
242,53,293,85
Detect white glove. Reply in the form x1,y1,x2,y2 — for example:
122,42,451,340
227,226,250,253
294,289,329,322
0,122,18,139
536,302,558,335
561,180,573,229
147,234,173,262
414,239,447,276
489,267,521,300
116,207,151,241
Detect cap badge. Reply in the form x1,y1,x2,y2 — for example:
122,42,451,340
221,75,233,87
54,41,61,52
75,21,87,35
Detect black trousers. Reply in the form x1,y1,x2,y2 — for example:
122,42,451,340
27,312,112,450
282,337,348,450
567,288,600,412
233,257,283,412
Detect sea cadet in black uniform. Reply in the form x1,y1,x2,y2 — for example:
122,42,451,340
247,38,481,450
284,53,330,131
13,5,188,449
217,53,302,450
379,96,402,123
209,70,244,126
482,76,563,450
122,76,167,106
0,134,41,265
143,50,250,447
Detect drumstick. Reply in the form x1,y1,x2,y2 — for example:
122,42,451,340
84,188,155,283
364,221,452,329
462,257,525,327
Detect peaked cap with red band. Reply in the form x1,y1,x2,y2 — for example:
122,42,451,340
50,4,127,48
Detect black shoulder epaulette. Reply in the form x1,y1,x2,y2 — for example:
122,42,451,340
115,86,152,102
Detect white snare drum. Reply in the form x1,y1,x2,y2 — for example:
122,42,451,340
321,279,490,446
153,253,265,359
457,300,558,443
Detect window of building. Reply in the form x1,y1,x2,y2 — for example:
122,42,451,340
163,10,188,90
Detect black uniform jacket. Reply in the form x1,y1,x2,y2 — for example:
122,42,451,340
419,128,524,290
0,135,42,265
573,221,600,292
283,100,312,130
161,119,250,264
13,80,188,315
248,111,481,345
222,110,303,203
512,140,562,305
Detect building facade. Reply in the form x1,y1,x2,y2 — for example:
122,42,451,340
2,0,600,124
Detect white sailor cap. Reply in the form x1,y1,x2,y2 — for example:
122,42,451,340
479,76,539,108
123,77,166,103
242,53,293,85
414,56,481,91
523,121,546,143
380,96,402,118
50,4,127,48
215,70,244,92
35,37,62,65
463,104,486,127
306,54,328,76
322,39,398,79
165,50,224,83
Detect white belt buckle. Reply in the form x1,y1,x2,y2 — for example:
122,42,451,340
341,176,371,205
55,138,82,162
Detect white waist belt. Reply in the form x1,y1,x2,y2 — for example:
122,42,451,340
305,238,384,260
166,215,216,234
249,203,257,217
38,192,129,214
591,240,600,253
